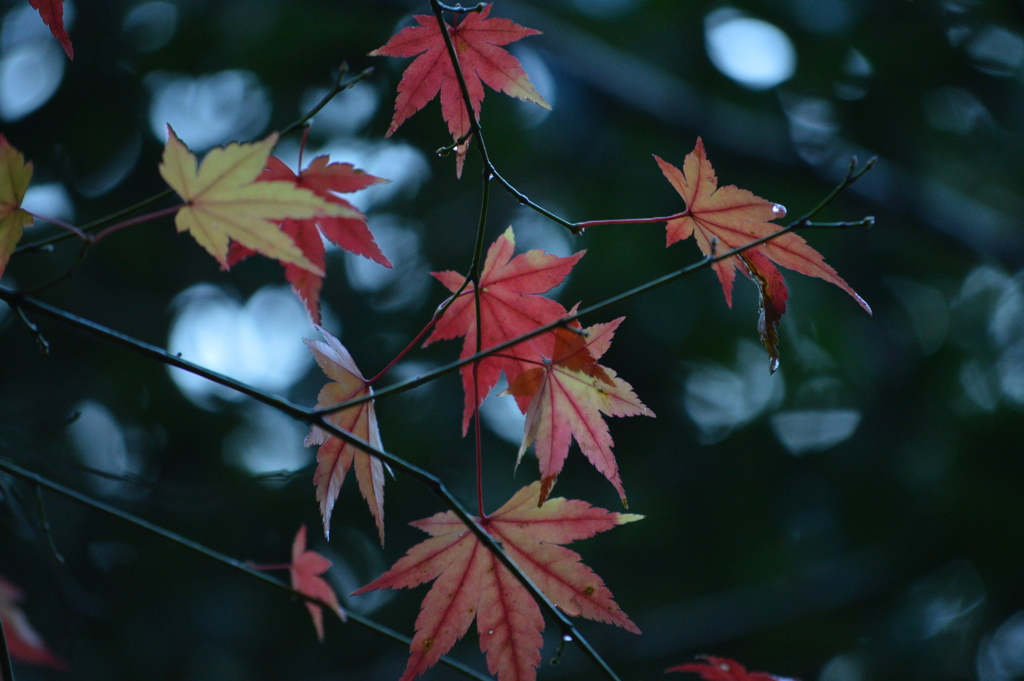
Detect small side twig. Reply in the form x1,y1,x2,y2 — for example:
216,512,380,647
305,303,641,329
280,63,375,137
437,2,487,12
33,484,65,564
15,306,49,354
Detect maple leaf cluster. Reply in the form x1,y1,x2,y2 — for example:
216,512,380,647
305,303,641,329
0,6,876,681
424,226,654,505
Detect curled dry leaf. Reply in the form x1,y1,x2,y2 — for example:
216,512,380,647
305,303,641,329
305,326,386,544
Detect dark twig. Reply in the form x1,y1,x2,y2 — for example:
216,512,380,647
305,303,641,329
33,484,65,565
14,306,49,354
280,64,375,137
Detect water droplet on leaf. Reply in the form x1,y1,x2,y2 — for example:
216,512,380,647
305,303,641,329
772,203,786,215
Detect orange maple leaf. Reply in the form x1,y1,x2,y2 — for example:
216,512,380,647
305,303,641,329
305,326,386,544
667,655,792,681
424,226,584,434
289,525,345,642
505,317,654,505
369,3,550,175
0,135,35,280
353,482,640,681
28,0,73,59
227,155,392,324
656,139,870,313
0,576,67,671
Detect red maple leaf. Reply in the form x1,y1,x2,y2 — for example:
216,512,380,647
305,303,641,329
289,525,346,641
305,326,386,544
424,226,584,434
227,155,391,325
369,3,550,176
655,139,869,369
505,317,654,505
28,0,73,59
667,655,792,681
0,576,67,671
353,482,640,681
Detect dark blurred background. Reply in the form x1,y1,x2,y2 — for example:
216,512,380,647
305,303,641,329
2,0,1024,680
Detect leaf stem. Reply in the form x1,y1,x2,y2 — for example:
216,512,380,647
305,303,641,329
574,211,688,230
14,189,177,255
0,456,495,681
26,212,90,241
91,204,182,243
365,316,438,386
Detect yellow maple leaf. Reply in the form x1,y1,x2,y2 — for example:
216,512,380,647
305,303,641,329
159,126,357,273
0,135,35,279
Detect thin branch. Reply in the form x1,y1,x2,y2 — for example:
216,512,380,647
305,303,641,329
574,211,688,230
26,213,89,242
33,484,65,565
14,306,49,354
91,204,181,244
280,64,375,137
0,457,495,681
14,189,177,256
